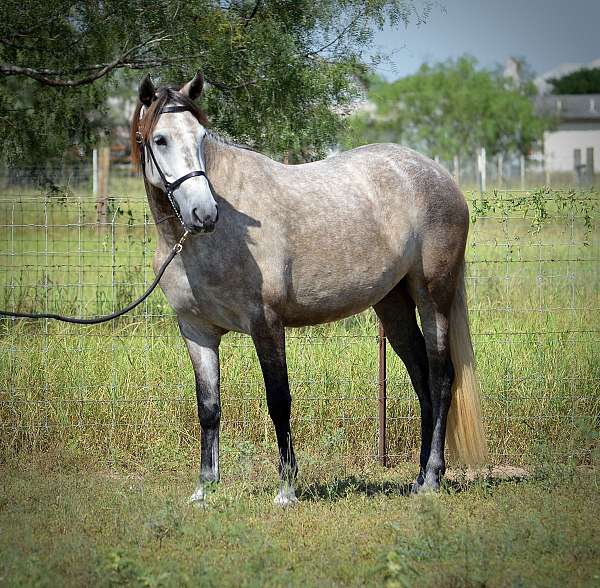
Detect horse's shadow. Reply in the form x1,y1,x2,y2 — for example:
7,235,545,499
299,475,413,501
298,470,529,502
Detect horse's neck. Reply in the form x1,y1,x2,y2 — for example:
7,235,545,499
203,135,234,180
203,134,271,195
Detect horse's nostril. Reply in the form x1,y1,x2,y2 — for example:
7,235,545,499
192,207,202,224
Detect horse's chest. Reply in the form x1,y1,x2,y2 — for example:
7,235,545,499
153,248,258,333
153,252,197,314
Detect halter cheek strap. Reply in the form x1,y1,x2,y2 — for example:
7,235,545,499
136,105,210,229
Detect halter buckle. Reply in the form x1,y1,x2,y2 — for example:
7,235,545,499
173,230,190,253
135,131,143,145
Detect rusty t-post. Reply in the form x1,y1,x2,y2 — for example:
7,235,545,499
378,320,387,466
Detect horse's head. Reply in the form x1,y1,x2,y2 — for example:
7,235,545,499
133,73,218,235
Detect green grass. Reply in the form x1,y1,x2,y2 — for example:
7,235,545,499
1,452,599,587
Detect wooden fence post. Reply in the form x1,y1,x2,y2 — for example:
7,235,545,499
497,153,503,188
96,145,110,228
478,147,486,192
586,147,594,185
92,148,98,197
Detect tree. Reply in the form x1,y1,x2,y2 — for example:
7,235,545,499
342,56,550,161
548,68,600,95
0,0,428,165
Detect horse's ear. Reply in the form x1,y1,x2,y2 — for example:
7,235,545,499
180,71,204,101
139,74,156,107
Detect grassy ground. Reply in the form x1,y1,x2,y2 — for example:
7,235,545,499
1,452,599,587
0,183,599,585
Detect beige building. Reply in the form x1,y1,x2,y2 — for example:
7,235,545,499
533,58,600,177
536,94,600,174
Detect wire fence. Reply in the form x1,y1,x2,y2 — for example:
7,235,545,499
0,176,598,469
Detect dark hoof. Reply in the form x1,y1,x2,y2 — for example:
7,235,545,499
410,471,425,494
412,471,441,494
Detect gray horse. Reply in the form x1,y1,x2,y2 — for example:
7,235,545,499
131,73,487,505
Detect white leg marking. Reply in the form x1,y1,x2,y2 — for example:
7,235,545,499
274,484,298,507
188,485,208,507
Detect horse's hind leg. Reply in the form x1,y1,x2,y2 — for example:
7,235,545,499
251,311,298,505
374,281,432,489
179,319,223,505
412,276,457,492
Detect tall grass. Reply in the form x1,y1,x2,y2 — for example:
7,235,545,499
0,185,598,469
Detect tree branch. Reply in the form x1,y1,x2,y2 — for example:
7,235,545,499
0,34,169,87
244,0,262,26
304,14,363,58
206,77,257,92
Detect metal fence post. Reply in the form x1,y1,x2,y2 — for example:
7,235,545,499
378,320,387,466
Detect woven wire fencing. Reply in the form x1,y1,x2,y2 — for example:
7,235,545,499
0,178,598,469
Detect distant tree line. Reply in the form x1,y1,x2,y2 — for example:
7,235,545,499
549,68,600,95
342,56,552,162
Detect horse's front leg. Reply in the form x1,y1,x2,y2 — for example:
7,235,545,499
179,319,222,505
251,313,298,505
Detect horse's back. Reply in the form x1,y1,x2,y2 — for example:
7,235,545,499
277,142,466,228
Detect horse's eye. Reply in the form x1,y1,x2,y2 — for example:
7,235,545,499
154,136,167,147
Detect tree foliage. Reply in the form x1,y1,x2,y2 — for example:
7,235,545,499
342,56,550,160
548,68,600,95
0,0,427,164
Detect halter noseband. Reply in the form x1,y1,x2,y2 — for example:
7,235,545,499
136,104,210,229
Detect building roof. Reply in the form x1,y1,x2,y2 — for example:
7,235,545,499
535,94,600,122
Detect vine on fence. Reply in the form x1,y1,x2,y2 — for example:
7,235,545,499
468,187,599,244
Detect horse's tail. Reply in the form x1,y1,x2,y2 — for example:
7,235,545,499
446,262,488,464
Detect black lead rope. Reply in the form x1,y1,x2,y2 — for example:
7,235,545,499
0,231,189,324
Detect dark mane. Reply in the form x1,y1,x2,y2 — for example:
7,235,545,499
130,87,210,170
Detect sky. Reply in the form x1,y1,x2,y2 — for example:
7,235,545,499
371,0,600,80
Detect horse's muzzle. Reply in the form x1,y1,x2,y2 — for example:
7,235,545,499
189,204,218,234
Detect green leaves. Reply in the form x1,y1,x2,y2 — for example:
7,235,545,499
549,67,600,95
468,187,599,244
0,0,421,164
343,56,553,161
